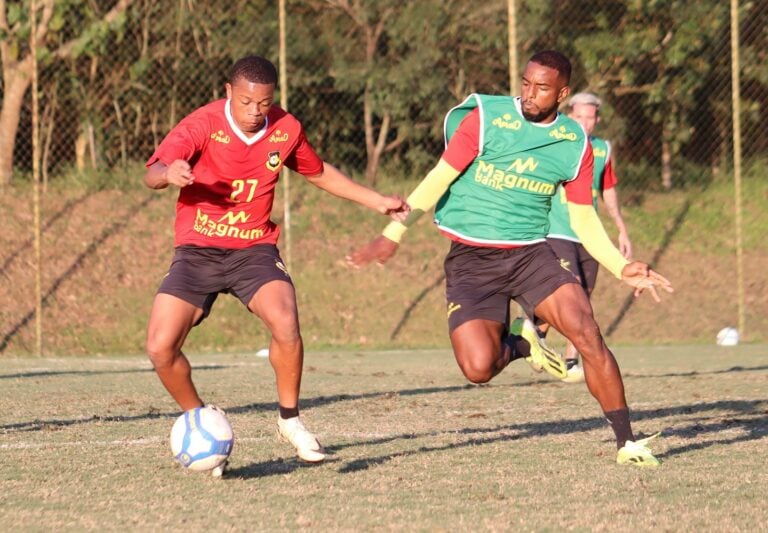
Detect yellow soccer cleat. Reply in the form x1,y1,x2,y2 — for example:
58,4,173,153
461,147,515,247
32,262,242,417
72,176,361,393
510,317,568,379
617,432,662,467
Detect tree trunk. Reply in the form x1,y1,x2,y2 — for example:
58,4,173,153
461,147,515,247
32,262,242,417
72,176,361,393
0,73,31,185
75,130,87,171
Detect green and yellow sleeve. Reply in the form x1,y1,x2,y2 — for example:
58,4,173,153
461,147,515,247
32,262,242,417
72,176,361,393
382,159,461,243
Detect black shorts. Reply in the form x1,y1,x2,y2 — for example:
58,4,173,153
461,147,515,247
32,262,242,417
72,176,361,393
444,241,578,332
157,244,292,325
546,237,599,294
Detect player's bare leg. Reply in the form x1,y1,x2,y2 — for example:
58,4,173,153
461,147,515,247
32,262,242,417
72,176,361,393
146,293,204,410
248,279,304,408
532,282,654,462
450,319,511,383
248,279,325,462
534,284,627,411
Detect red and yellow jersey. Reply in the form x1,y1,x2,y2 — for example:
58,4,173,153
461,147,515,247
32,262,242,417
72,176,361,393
146,99,324,249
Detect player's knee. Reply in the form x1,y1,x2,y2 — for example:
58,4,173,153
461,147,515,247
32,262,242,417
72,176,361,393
268,315,302,347
146,335,176,369
457,358,494,384
260,302,299,337
569,321,604,356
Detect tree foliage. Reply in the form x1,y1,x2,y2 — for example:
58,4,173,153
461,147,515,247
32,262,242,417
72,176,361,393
1,0,765,188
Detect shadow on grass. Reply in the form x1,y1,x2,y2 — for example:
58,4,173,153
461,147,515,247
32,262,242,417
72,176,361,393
226,456,332,479
623,363,768,379
3,373,765,479
0,364,225,380
329,398,768,475
220,397,767,479
604,198,691,337
0,383,496,433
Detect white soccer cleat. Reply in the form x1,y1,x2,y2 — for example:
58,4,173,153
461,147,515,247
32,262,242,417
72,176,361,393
277,415,326,463
561,359,585,383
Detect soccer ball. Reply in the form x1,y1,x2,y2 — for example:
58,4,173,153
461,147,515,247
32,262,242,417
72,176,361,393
170,406,234,472
716,327,739,346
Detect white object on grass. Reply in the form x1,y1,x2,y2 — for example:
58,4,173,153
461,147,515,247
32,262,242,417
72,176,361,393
716,327,739,346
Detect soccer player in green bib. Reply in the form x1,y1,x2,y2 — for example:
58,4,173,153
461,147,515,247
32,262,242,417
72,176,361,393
542,92,634,383
348,50,673,467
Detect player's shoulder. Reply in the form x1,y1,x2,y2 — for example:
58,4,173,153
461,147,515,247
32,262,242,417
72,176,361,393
552,113,589,146
178,99,226,130
557,113,586,134
268,106,302,129
191,99,226,119
589,135,610,154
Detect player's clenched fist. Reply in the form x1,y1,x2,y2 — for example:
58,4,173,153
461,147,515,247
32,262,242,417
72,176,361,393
165,160,195,188
376,194,410,222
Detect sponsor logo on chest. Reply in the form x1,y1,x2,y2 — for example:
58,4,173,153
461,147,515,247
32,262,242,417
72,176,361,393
210,130,231,144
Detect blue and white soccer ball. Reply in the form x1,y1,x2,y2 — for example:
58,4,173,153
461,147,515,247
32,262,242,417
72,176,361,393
170,406,234,472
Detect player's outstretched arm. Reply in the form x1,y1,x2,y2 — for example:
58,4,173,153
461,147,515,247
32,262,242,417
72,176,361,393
304,162,409,221
346,159,460,268
620,262,674,302
569,202,673,301
144,160,195,190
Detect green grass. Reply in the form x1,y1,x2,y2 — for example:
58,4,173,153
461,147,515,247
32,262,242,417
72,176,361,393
1,160,767,355
1,345,766,530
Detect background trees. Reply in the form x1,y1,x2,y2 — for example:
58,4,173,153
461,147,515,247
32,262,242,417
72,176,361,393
1,0,765,189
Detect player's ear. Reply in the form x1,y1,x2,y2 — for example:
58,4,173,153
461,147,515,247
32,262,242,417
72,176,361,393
225,83,233,100
557,86,570,104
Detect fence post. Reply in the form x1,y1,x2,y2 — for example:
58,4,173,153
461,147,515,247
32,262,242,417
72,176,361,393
30,0,43,356
279,0,292,268
507,0,519,96
730,0,745,339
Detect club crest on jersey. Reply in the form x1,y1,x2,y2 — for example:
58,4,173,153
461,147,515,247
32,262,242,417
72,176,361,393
266,151,282,171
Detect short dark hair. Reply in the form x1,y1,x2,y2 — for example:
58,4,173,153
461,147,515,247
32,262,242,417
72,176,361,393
228,55,278,85
528,50,572,83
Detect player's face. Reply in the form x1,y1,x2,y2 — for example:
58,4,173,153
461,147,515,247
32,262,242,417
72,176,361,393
520,62,569,123
226,78,275,134
569,103,600,135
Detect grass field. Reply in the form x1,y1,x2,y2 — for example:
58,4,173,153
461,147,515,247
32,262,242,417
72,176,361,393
2,169,768,356
1,344,766,531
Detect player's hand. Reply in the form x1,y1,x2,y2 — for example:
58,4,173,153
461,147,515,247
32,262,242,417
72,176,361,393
618,232,633,259
165,159,195,188
346,235,399,268
620,261,673,302
376,194,410,222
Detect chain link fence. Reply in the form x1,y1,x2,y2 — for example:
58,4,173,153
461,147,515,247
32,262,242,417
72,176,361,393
2,0,766,352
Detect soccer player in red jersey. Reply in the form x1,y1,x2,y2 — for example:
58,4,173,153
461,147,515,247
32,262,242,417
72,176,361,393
349,51,672,467
144,55,409,467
